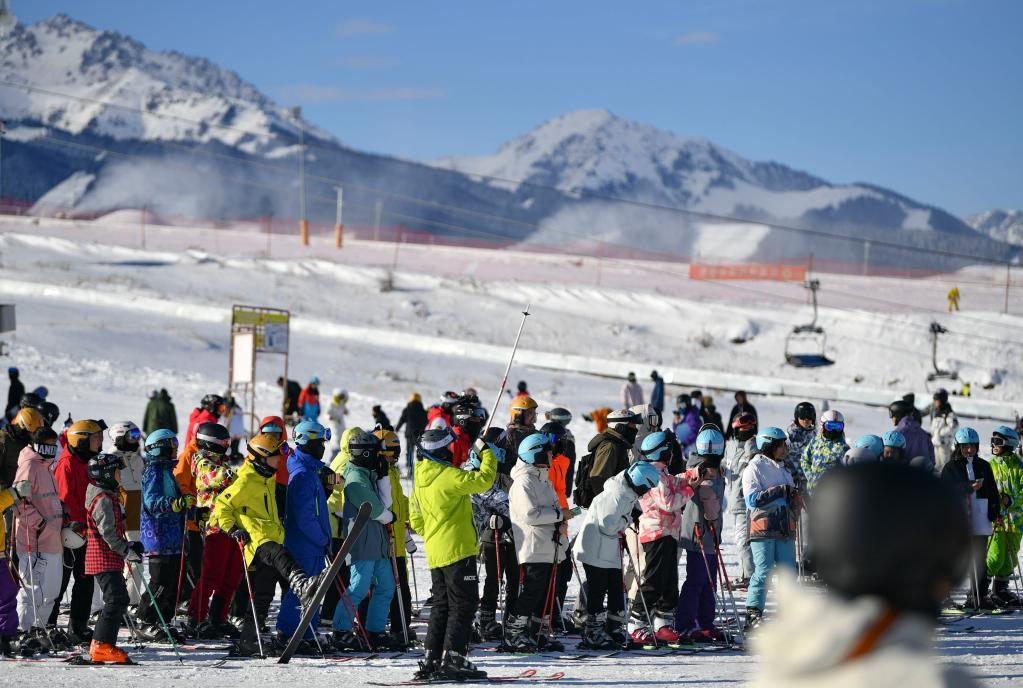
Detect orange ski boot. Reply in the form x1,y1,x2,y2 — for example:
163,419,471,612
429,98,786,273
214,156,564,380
89,639,131,664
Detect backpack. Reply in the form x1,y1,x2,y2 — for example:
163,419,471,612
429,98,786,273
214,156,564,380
573,449,596,508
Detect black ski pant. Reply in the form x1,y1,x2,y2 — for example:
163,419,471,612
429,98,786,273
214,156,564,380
48,546,94,633
183,530,204,602
639,537,679,615
481,540,519,615
388,556,412,636
136,554,181,625
239,542,302,642
93,571,128,646
514,562,554,620
583,563,624,617
554,558,572,621
424,556,478,657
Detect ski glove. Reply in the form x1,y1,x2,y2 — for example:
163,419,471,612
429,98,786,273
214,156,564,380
229,527,251,545
8,480,31,501
473,439,506,464
488,514,508,531
125,541,144,563
404,532,417,554
172,494,197,513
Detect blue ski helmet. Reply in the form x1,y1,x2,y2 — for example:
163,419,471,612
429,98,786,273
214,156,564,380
640,431,671,462
954,427,980,446
143,428,179,459
294,419,331,446
853,435,884,459
881,430,906,449
518,432,554,464
992,426,1020,450
695,427,725,457
756,427,788,452
627,461,661,491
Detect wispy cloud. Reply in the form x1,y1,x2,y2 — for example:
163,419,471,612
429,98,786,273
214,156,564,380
673,31,719,46
335,18,395,38
340,55,397,70
277,84,444,104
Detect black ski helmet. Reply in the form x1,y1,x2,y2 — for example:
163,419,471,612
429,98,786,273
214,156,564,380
201,393,226,415
195,422,230,454
810,463,969,617
348,430,381,469
888,399,913,423
87,452,126,489
794,402,816,423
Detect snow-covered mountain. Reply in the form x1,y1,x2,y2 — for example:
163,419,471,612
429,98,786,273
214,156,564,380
967,209,1023,247
0,14,1015,269
435,109,974,237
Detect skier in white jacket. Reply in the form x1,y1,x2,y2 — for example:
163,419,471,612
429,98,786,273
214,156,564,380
505,433,571,652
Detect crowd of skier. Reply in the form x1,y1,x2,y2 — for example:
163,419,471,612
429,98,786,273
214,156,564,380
0,364,1018,684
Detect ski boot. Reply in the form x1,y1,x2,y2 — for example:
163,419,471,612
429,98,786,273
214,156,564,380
413,651,440,681
963,594,997,612
745,607,763,630
436,650,487,681
330,629,367,652
629,626,654,646
46,627,73,652
500,614,536,652
367,631,396,651
730,576,751,591
2,634,35,658
691,626,725,643
66,625,93,645
195,618,223,640
18,630,45,655
606,613,628,647
534,617,564,652
654,625,681,644
991,579,1023,609
288,568,331,608
578,615,617,651
227,637,263,657
89,639,131,664
215,617,242,639
478,609,504,642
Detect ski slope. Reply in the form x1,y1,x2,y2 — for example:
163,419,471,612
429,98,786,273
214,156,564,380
1,219,1022,685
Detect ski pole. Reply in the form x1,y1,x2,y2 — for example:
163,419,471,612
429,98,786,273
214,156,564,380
387,524,411,649
237,541,265,659
795,516,805,583
24,532,56,652
480,304,531,439
326,555,372,649
708,523,746,643
621,534,657,647
494,527,505,623
172,516,189,620
538,533,562,642
409,549,420,606
693,525,726,628
130,560,184,664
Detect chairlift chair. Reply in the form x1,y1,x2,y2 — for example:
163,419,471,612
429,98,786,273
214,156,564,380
785,279,835,368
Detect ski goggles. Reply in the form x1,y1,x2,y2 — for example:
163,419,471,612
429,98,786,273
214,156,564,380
823,420,845,433
991,436,1020,449
33,442,59,459
196,431,230,448
123,427,142,442
295,426,331,443
260,422,284,434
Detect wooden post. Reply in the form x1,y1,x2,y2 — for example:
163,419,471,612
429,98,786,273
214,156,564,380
300,219,309,247
334,186,344,249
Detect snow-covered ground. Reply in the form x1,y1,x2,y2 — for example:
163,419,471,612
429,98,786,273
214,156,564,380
1,218,1022,685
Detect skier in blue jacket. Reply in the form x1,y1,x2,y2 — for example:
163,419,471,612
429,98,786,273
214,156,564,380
137,429,194,640
275,420,332,650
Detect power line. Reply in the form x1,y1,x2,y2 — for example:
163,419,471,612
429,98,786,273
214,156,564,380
3,79,1017,269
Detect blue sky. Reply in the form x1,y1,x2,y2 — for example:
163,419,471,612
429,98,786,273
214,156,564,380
15,0,1023,215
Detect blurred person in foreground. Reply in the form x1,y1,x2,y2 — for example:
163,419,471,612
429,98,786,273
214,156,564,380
750,462,976,688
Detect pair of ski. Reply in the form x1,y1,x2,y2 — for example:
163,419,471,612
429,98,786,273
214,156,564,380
369,669,565,686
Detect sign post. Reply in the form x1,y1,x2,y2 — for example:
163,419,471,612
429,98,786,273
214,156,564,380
229,305,290,436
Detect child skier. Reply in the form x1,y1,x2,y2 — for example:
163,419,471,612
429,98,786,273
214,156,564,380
212,433,330,657
743,427,799,629
84,452,144,664
633,431,698,644
575,460,661,650
331,430,397,651
1,476,32,657
470,428,517,642
676,428,726,642
277,420,332,653
13,427,63,651
136,429,194,642
940,427,1000,610
409,428,499,681
800,409,848,494
724,413,757,588
188,422,242,638
505,432,572,652
375,428,414,647
987,426,1023,608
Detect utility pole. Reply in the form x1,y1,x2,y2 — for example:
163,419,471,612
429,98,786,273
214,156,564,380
292,107,308,246
0,119,6,211
373,198,382,242
1006,263,1012,315
334,186,344,249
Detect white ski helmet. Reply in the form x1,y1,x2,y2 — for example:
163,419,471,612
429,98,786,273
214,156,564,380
108,420,142,451
62,526,85,550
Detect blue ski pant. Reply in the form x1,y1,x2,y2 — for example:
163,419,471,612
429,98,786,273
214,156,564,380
746,539,796,611
332,558,395,633
275,551,325,639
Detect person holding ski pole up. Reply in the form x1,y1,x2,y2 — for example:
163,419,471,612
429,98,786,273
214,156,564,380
742,427,800,629
409,428,501,681
213,433,330,657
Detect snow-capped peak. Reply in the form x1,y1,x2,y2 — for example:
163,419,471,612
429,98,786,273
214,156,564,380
966,209,1023,247
0,14,336,152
